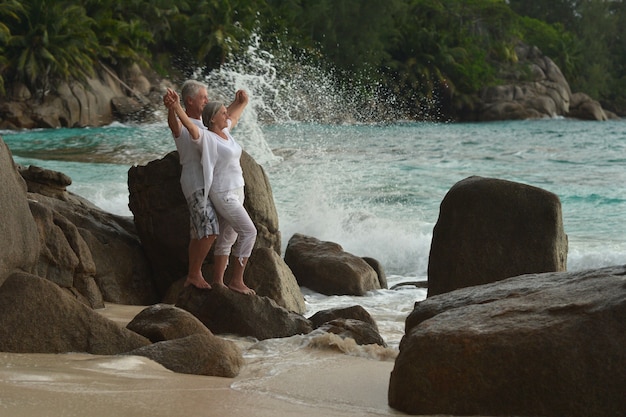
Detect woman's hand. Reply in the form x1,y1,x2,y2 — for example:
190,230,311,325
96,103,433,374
163,88,180,109
234,89,249,105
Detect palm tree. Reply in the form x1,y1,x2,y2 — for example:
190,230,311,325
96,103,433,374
0,0,25,94
5,0,99,97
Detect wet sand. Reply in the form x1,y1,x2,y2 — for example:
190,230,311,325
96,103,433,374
0,352,401,417
0,304,408,416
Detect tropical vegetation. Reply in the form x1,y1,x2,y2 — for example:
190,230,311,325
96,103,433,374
0,0,624,119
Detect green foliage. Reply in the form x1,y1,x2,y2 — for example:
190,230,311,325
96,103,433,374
0,0,26,94
3,0,99,97
0,0,623,115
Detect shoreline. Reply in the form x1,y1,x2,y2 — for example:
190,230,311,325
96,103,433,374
0,304,404,417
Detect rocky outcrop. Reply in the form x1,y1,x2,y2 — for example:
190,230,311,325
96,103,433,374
388,265,626,417
309,305,379,331
126,304,244,377
245,247,306,314
0,140,40,287
316,318,386,347
0,63,162,129
308,305,385,347
468,43,613,121
427,176,568,297
125,332,243,377
128,150,281,297
284,233,382,296
568,92,610,120
127,303,211,343
0,272,150,354
18,163,158,306
175,285,312,340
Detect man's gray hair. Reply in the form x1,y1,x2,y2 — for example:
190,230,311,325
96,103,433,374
181,80,207,108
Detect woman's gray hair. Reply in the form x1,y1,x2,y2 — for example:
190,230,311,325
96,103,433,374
181,80,206,107
202,101,225,129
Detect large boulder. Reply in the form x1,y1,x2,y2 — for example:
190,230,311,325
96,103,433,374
317,319,387,347
128,151,188,295
128,150,281,297
388,265,626,417
284,233,381,296
161,246,308,316
240,151,281,253
567,92,609,121
308,305,379,331
476,45,572,121
19,164,158,306
244,247,306,314
125,304,244,377
0,138,40,286
464,43,609,121
0,65,157,129
125,332,243,378
175,285,312,340
0,272,150,354
126,303,211,342
427,176,567,297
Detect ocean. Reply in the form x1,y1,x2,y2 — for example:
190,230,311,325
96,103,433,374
3,117,626,348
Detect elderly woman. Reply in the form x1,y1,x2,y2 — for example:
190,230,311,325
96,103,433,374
201,93,257,295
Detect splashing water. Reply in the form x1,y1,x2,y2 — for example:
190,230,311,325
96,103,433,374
191,34,410,164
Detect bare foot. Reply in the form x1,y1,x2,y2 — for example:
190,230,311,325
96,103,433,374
184,277,211,289
228,284,256,295
211,281,228,289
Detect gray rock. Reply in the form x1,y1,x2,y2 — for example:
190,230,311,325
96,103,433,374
124,332,243,378
126,303,211,343
284,233,381,296
0,138,40,287
308,305,378,331
389,265,626,417
245,247,306,314
0,272,150,354
317,318,386,347
21,166,158,306
175,285,312,340
427,176,567,297
128,150,281,297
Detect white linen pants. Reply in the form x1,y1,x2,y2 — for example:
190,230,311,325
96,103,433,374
210,187,257,260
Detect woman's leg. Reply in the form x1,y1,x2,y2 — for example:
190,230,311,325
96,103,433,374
211,188,257,294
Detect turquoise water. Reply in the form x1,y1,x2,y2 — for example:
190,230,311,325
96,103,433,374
3,118,626,279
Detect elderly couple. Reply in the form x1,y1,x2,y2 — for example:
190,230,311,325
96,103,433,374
163,80,256,295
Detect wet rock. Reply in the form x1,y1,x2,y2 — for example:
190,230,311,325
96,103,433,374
568,92,609,121
0,272,150,354
126,303,210,343
244,247,306,314
317,318,386,347
389,265,626,417
128,150,281,297
284,233,381,296
125,332,243,377
309,305,378,331
427,176,567,297
22,174,158,306
0,138,40,286
175,285,312,340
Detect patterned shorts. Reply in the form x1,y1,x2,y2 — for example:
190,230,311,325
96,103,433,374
187,189,219,239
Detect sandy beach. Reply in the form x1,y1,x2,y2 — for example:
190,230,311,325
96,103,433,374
0,304,409,417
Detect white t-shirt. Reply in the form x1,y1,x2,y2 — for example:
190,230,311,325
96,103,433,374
208,119,245,195
173,118,204,199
